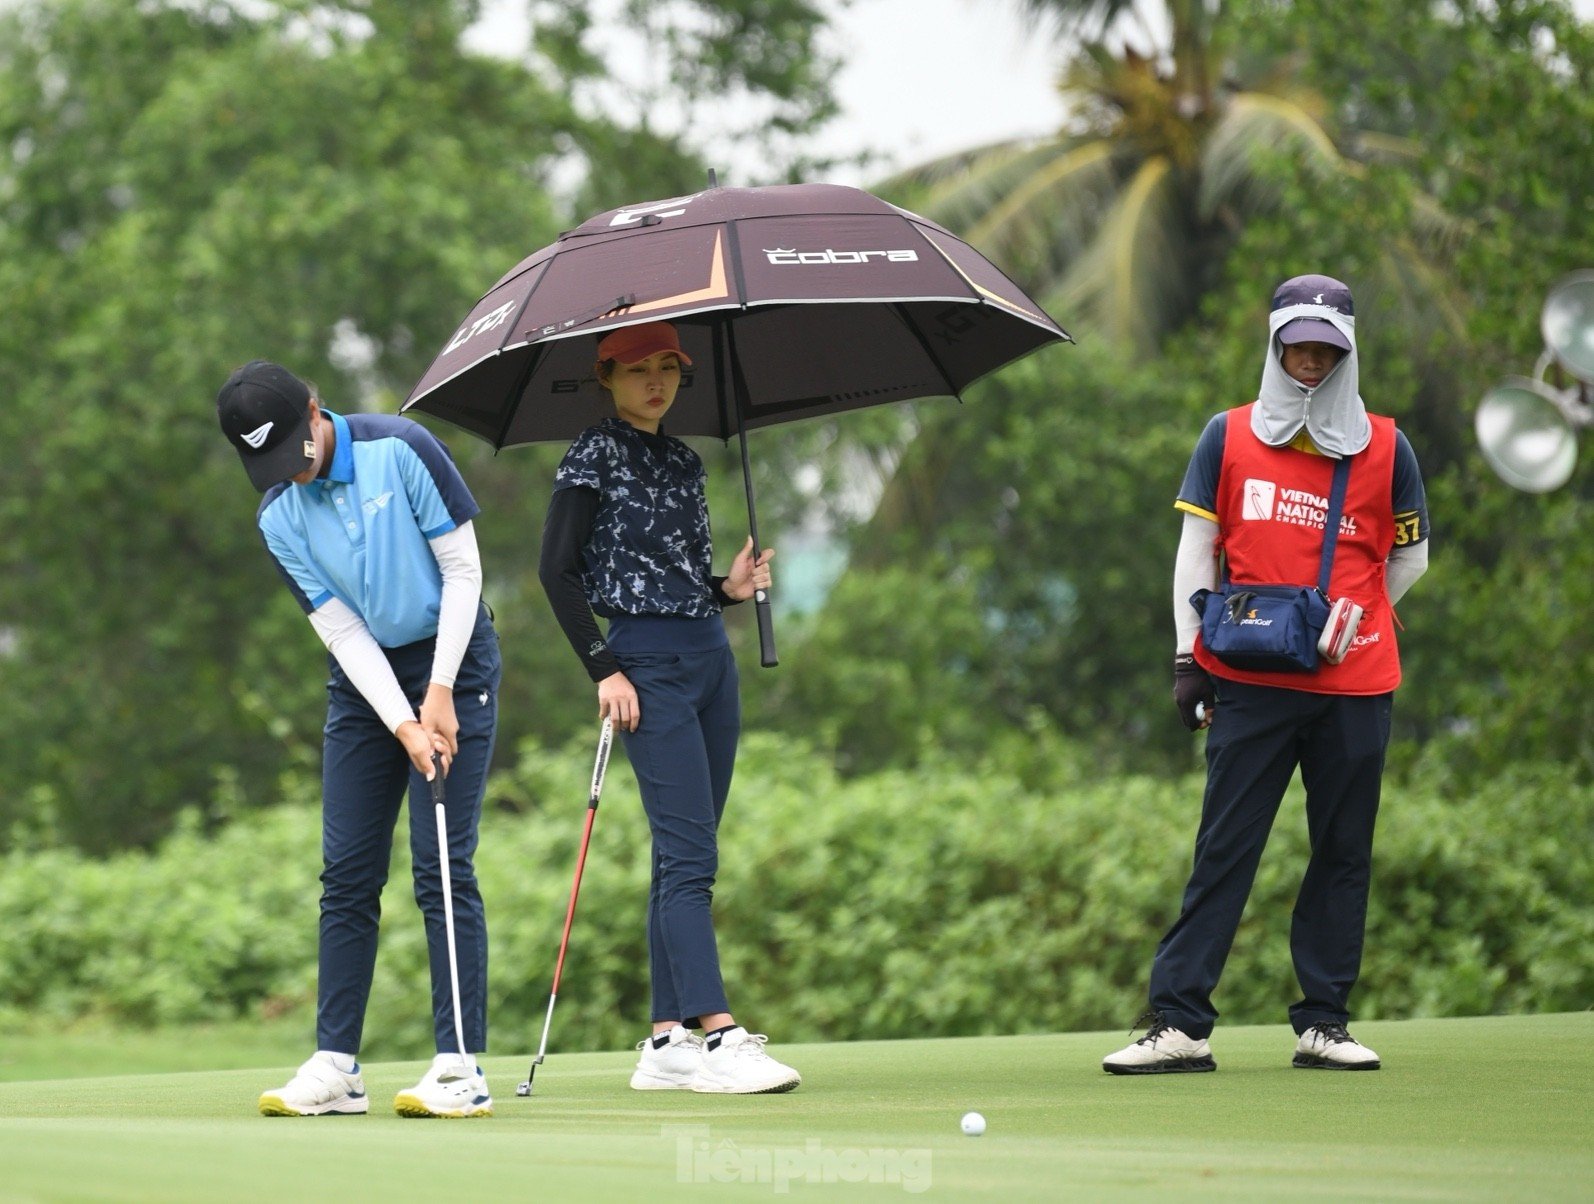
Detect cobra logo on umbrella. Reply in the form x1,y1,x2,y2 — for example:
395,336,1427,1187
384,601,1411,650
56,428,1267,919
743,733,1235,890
764,247,920,265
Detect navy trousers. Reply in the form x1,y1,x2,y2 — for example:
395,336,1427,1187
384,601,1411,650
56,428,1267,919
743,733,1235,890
316,606,500,1055
611,616,740,1026
1148,677,1393,1039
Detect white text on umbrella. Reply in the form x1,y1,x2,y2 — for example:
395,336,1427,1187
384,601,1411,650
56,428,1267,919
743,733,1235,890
764,248,919,265
444,300,517,354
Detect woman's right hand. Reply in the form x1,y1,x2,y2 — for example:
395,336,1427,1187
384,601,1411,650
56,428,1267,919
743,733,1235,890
598,670,640,732
397,718,451,777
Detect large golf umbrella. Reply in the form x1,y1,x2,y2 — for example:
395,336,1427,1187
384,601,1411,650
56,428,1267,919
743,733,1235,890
402,179,1071,665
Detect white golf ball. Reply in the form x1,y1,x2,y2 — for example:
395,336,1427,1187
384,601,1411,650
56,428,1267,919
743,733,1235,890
960,1111,986,1136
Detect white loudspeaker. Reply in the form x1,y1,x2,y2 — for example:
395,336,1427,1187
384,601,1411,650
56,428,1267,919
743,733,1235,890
1541,270,1594,383
1475,376,1579,493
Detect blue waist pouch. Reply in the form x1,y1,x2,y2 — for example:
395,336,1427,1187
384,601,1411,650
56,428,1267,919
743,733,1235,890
1191,583,1330,673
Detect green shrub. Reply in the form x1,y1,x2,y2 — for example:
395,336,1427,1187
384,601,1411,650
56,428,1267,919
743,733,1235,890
0,734,1587,1057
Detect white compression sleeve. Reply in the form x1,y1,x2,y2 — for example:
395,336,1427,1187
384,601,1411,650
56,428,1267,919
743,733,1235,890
1173,512,1222,655
1386,539,1429,605
427,520,482,689
308,597,417,734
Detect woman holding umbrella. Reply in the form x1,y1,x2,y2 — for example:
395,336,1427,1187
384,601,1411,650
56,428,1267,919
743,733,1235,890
538,320,802,1095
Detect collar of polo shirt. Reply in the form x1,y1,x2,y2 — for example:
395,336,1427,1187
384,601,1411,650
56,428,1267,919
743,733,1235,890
312,410,357,489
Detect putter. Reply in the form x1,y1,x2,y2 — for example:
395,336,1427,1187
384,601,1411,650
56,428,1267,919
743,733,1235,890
516,716,616,1097
432,754,471,1077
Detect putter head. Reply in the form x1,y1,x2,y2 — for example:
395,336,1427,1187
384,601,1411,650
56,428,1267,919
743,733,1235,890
515,1053,545,1097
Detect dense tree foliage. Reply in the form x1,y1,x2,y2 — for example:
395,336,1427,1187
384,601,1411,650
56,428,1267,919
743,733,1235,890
748,0,1593,780
0,0,837,850
4,736,1587,1052
0,0,1588,854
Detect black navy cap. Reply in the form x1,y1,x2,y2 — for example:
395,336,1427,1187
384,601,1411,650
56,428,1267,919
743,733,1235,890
1272,274,1353,352
216,360,316,491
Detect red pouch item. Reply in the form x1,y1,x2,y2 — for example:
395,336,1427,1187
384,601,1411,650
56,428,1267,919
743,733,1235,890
1317,597,1364,665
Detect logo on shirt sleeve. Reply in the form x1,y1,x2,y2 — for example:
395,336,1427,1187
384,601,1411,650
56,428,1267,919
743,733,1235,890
1242,479,1277,521
1393,511,1423,546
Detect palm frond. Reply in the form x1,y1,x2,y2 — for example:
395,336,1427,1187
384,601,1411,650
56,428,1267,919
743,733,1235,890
963,139,1121,289
1354,130,1425,163
1012,0,1141,41
1408,188,1472,247
897,137,1094,237
1200,92,1470,255
1198,90,1345,220
1353,236,1471,348
873,135,1043,200
1051,154,1187,351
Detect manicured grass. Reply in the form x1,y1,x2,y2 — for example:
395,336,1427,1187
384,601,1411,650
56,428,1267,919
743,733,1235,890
0,1014,1588,1202
0,1016,309,1084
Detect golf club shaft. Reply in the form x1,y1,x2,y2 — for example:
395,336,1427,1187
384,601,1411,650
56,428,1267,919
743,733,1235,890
519,718,613,1094
532,992,558,1067
550,805,597,1002
432,761,470,1070
527,764,600,1069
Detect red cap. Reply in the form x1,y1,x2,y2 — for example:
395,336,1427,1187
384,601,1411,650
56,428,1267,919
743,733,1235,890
595,321,693,366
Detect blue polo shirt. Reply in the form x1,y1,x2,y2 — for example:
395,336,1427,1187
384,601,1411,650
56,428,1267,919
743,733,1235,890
258,411,479,647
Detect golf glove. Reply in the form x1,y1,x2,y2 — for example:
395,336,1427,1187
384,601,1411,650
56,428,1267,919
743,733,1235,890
1173,654,1215,731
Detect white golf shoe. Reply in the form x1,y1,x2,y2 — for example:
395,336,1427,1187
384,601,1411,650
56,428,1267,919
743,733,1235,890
1102,1015,1217,1074
691,1027,801,1094
393,1053,494,1117
259,1051,369,1116
630,1024,707,1090
1293,1023,1381,1070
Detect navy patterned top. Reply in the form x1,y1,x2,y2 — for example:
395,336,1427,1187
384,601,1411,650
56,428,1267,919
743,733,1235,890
554,417,720,620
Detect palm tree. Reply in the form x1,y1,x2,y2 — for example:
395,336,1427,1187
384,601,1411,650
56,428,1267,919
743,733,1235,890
880,0,1457,354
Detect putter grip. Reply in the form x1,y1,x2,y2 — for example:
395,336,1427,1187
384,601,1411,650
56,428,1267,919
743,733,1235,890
755,591,778,668
430,755,446,805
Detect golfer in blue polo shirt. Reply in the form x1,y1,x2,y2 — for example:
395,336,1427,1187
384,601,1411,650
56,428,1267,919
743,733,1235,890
217,360,500,1118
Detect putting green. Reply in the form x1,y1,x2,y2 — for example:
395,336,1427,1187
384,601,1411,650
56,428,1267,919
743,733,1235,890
0,1014,1588,1201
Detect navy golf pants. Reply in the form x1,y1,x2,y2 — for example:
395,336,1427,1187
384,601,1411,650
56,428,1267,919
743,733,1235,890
1148,677,1393,1039
611,618,740,1026
316,607,500,1055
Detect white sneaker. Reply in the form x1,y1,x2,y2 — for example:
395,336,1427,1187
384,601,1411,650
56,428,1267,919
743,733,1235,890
691,1027,801,1095
393,1053,494,1117
259,1051,369,1116
630,1025,707,1090
1294,1023,1381,1070
1102,1015,1217,1074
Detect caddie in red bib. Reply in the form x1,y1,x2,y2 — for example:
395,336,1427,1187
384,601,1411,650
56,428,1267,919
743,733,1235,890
1103,274,1431,1077
1203,404,1401,693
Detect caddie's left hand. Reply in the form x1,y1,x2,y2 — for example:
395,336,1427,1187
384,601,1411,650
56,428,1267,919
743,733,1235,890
723,536,774,602
1173,654,1216,731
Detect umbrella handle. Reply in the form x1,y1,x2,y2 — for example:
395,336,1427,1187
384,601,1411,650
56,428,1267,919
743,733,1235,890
733,406,779,670
754,590,778,668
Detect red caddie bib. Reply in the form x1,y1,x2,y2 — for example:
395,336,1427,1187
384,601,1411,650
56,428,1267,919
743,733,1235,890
1194,404,1401,694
